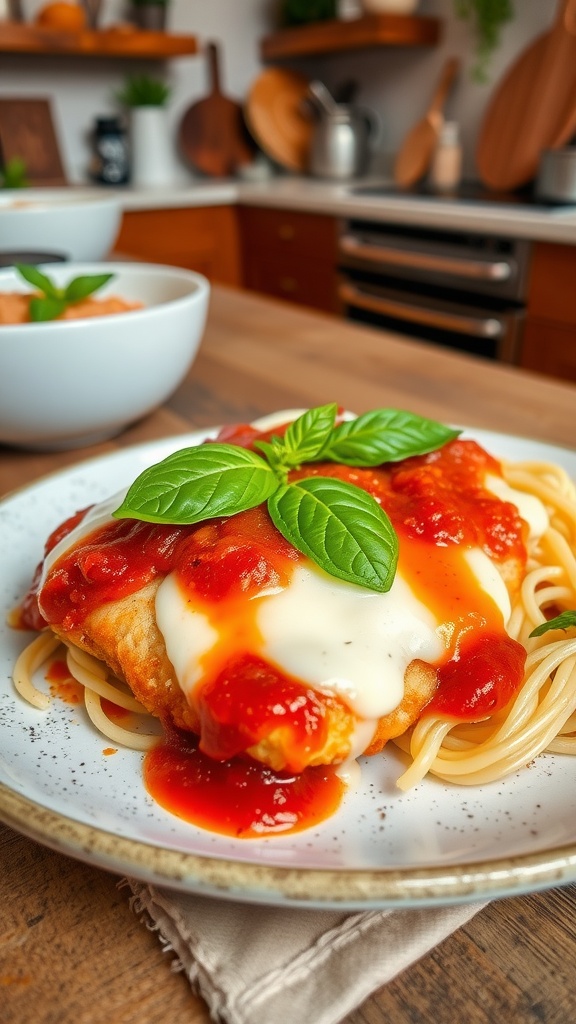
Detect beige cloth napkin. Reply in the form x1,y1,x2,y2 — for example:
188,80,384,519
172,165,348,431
126,878,486,1024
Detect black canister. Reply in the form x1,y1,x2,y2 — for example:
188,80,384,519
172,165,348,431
90,116,129,186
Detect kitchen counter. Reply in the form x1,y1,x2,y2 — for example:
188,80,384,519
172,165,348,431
112,174,576,245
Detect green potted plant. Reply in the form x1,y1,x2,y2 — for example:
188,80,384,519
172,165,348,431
281,0,337,26
0,157,28,189
455,0,515,81
116,74,171,108
130,0,169,32
116,74,176,188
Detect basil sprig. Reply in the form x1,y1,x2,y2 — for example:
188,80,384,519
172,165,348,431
529,611,576,638
113,404,460,593
16,264,114,322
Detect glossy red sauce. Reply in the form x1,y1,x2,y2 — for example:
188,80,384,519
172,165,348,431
143,727,344,838
45,657,83,705
23,424,531,834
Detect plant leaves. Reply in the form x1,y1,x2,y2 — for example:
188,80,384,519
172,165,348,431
15,264,60,299
529,610,576,638
321,409,461,466
281,403,338,465
64,273,114,303
113,443,278,524
267,476,398,592
29,296,67,322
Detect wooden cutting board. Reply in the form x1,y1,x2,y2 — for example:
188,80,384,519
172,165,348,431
393,58,460,188
476,0,576,191
178,41,256,178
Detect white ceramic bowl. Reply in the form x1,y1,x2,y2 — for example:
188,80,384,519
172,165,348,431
361,0,419,13
0,262,210,450
0,189,122,262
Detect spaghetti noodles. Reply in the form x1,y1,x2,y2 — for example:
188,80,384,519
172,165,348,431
393,457,576,788
10,448,576,793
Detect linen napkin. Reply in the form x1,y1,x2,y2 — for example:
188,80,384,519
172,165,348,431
126,878,486,1024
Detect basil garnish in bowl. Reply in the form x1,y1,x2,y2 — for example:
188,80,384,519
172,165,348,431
15,264,114,322
113,404,460,593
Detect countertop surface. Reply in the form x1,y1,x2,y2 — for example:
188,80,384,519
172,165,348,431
2,286,576,1023
112,174,576,245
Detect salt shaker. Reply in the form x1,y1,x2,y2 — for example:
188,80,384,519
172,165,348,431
430,121,463,192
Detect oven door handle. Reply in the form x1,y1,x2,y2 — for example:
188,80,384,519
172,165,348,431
339,282,505,339
339,234,513,282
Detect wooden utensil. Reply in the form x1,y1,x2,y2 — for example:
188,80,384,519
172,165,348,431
178,41,256,178
476,0,576,192
244,67,313,172
393,57,460,189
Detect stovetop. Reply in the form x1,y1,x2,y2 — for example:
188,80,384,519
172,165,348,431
349,180,575,211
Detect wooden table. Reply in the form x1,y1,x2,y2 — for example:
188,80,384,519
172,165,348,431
2,286,576,1024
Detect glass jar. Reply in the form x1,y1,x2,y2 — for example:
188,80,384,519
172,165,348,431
90,116,130,186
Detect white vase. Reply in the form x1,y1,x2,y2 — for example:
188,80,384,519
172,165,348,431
130,106,177,188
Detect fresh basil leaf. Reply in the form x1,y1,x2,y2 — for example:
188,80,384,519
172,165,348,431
15,264,61,299
113,443,278,524
252,438,287,478
267,476,398,593
281,403,338,465
322,409,461,466
529,611,576,638
29,296,67,322
64,273,114,303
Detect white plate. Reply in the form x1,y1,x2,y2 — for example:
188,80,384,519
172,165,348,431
2,426,576,909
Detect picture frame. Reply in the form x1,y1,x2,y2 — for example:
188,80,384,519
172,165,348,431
0,98,67,185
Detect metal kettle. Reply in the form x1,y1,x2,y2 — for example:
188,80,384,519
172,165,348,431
307,81,377,181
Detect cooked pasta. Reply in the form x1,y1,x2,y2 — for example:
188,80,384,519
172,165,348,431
11,446,576,793
393,458,576,788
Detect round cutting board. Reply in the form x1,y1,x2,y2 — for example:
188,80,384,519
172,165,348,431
244,67,313,172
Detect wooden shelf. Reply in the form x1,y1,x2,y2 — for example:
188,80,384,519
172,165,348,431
0,21,197,59
261,14,441,61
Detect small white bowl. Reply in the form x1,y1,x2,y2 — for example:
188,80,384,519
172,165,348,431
0,262,210,451
0,189,122,262
361,0,419,13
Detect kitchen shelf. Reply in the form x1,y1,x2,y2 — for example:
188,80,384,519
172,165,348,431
0,22,197,59
260,14,441,61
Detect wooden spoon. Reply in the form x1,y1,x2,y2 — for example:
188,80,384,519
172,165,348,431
393,57,460,189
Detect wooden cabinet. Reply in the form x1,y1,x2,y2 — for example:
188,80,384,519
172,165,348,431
520,241,576,383
114,205,242,286
237,206,339,313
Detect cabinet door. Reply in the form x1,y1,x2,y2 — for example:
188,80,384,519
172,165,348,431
114,206,241,285
520,319,576,383
527,242,576,326
238,206,339,313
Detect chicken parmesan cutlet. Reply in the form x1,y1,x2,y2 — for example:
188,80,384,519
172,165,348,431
23,409,548,778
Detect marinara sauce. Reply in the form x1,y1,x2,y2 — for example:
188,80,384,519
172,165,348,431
24,425,528,837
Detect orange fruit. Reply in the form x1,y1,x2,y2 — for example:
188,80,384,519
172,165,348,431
35,2,87,30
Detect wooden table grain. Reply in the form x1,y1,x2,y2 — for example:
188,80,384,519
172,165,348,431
2,285,576,1024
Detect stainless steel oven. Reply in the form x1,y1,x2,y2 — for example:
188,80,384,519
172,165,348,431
337,218,533,362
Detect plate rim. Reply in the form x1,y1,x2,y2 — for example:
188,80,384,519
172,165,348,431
3,781,576,908
2,422,576,909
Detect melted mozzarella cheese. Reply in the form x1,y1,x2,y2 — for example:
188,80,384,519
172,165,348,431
485,472,549,539
155,563,445,721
